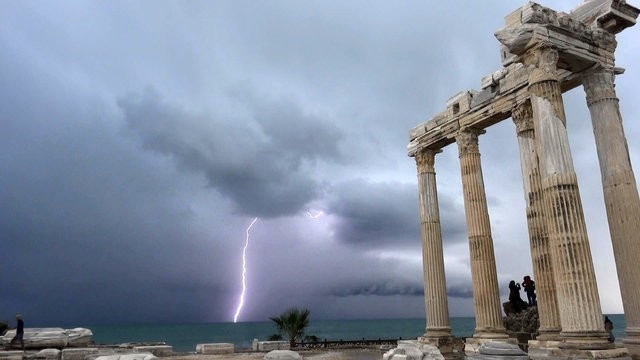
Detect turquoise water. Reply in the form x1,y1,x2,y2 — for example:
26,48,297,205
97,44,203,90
90,315,626,353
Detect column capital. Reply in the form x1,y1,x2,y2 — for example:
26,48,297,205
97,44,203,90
527,44,560,85
512,100,534,134
456,128,485,156
416,148,442,174
583,67,618,107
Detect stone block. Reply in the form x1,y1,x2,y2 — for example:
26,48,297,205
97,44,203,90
263,350,301,360
1,328,68,349
257,341,289,351
383,340,444,360
92,354,157,360
195,343,234,355
479,342,526,356
465,339,517,354
28,349,61,360
67,329,93,348
0,351,25,360
132,346,172,357
587,349,631,359
61,348,99,360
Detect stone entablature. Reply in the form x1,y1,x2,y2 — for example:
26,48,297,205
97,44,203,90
407,1,638,156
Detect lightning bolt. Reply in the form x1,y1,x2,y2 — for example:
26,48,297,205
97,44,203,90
306,210,324,219
233,217,258,323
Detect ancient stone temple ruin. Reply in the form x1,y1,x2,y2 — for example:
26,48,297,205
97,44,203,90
408,1,639,359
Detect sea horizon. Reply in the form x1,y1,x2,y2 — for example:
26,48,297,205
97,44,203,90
86,314,627,353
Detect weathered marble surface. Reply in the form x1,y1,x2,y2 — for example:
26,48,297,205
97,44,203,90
0,328,93,349
132,346,172,357
67,328,93,347
467,342,529,360
90,353,157,360
196,343,234,355
382,340,444,360
252,340,289,352
263,350,301,360
61,348,100,360
28,349,61,360
0,351,24,360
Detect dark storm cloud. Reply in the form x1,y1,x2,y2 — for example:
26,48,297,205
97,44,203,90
326,180,419,245
118,88,345,218
326,179,467,245
447,286,474,299
329,281,472,299
331,281,423,297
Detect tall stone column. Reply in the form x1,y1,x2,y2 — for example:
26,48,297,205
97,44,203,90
527,45,609,348
583,67,640,353
512,100,562,340
415,148,453,341
456,128,507,339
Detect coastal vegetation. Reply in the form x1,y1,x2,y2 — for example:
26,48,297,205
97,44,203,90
269,307,311,348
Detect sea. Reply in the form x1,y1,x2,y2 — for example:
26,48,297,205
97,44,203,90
90,314,626,353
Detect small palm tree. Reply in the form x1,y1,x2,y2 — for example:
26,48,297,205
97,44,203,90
269,308,311,348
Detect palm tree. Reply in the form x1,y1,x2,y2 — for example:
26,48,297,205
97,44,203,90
269,308,311,348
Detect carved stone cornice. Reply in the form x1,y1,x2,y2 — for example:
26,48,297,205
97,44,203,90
416,148,442,174
527,45,560,85
583,68,618,107
512,100,534,134
456,128,485,156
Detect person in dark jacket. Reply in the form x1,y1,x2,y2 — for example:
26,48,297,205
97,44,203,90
9,314,24,350
522,275,537,306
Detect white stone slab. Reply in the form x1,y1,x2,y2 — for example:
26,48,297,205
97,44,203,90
61,348,100,360
28,348,61,360
2,328,68,348
67,329,93,347
0,351,25,360
93,354,156,360
195,343,234,355
1,327,92,349
132,346,171,357
257,341,289,351
263,350,301,360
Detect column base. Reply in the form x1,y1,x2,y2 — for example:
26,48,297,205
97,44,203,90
622,333,640,360
424,326,453,338
560,331,613,350
465,337,516,354
529,341,630,360
418,335,454,356
537,328,563,341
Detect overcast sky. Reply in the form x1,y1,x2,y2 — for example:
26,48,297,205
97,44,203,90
1,1,639,327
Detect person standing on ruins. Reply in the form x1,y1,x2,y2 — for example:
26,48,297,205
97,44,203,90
9,314,24,350
522,275,536,306
508,280,527,312
605,316,615,343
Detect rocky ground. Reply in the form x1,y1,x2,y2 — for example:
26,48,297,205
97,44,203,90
168,349,386,360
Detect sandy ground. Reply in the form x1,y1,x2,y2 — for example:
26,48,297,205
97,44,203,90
169,349,386,360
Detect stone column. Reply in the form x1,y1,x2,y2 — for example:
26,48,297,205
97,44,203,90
456,128,507,339
583,67,640,352
527,45,609,348
512,100,562,340
415,148,452,340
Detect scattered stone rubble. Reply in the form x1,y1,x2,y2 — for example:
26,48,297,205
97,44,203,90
382,340,444,360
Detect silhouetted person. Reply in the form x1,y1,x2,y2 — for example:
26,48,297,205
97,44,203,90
522,275,537,306
9,314,24,350
509,280,527,313
605,316,615,343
